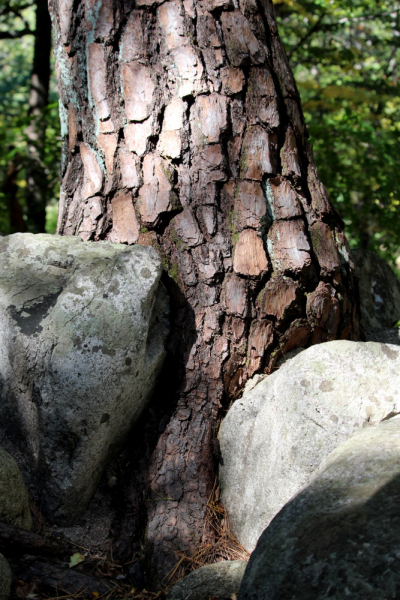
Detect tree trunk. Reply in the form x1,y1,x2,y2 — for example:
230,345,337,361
49,0,363,581
25,0,52,233
3,157,26,233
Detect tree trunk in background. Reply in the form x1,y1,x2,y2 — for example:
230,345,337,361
49,0,363,580
4,157,26,233
25,0,52,232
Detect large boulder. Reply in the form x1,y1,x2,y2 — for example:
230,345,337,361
353,249,400,328
364,325,400,346
0,555,12,600
220,340,400,551
0,233,169,523
0,446,31,529
239,417,400,600
167,561,247,600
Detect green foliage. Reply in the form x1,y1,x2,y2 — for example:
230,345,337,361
275,0,400,268
0,3,60,235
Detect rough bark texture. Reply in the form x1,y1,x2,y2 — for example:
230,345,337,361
49,0,363,582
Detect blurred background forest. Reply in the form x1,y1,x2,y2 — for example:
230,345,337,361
0,0,399,269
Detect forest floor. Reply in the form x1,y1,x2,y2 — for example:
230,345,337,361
4,477,248,600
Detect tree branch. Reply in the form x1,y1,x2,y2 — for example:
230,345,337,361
0,522,69,557
288,11,327,60
23,562,122,597
0,27,34,38
0,2,34,17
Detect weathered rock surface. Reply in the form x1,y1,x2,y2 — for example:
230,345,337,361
167,561,247,600
0,233,169,524
365,325,400,346
0,554,12,600
239,417,400,600
353,249,400,328
0,446,31,530
220,340,400,551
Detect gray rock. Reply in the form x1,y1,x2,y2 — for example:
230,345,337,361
353,249,400,328
365,325,400,346
239,417,400,600
0,233,169,524
220,340,400,551
242,374,266,396
167,561,247,600
0,446,31,529
0,554,12,600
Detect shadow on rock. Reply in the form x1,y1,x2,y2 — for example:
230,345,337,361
239,417,400,600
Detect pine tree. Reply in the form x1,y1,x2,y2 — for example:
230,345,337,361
49,0,363,577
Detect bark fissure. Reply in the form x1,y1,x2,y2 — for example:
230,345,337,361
49,0,363,582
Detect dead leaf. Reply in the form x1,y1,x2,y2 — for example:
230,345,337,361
69,552,85,568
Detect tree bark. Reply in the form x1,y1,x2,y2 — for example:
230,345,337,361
49,0,363,581
25,0,52,232
3,157,26,233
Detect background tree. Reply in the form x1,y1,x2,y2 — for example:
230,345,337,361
48,0,362,580
0,0,60,234
24,0,53,232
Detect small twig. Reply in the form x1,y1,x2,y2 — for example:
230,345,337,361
165,556,185,583
63,539,90,552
